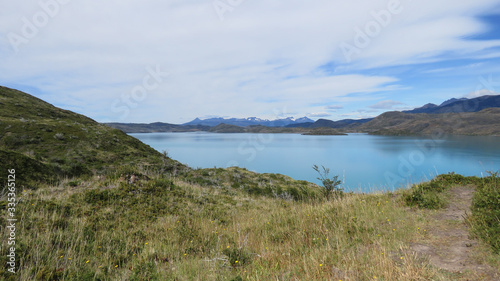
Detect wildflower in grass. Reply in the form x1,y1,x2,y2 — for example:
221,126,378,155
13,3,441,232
184,253,187,256
392,229,395,231
86,260,90,263
400,257,403,260
145,242,148,245
115,265,118,268
68,258,71,260
319,264,323,267
235,261,239,264
227,246,230,248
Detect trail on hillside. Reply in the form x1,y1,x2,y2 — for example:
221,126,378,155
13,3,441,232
410,185,499,280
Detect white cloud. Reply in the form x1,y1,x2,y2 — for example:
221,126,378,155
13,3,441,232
369,100,405,109
326,105,344,112
307,112,331,118
465,89,499,99
0,0,500,123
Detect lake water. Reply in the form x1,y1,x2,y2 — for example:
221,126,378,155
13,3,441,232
130,132,500,192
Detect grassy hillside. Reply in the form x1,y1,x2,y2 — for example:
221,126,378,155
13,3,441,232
0,86,499,280
359,108,500,136
0,86,181,185
1,169,498,280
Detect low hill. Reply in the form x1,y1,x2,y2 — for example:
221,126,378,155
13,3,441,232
208,123,246,133
301,128,347,135
105,122,209,133
286,118,372,129
358,108,500,135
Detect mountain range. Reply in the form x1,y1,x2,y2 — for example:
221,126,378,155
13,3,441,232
104,94,500,135
183,116,314,127
403,95,500,114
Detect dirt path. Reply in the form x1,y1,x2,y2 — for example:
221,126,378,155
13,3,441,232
410,185,499,280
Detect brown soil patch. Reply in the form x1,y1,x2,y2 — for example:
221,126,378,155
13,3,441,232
410,185,499,280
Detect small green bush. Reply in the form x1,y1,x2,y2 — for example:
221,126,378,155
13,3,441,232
470,171,500,253
313,165,343,199
404,179,448,209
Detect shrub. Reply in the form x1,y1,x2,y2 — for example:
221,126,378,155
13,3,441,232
470,171,500,253
403,181,447,209
313,165,343,199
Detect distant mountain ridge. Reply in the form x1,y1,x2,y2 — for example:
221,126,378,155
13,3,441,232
358,108,500,136
287,118,373,128
183,116,314,127
404,95,500,114
104,94,500,135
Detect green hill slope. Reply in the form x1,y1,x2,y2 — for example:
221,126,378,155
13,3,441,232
0,86,179,184
358,108,500,136
0,86,321,198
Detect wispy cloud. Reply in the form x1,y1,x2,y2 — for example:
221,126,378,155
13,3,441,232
369,100,405,110
0,0,499,123
307,112,331,118
465,89,499,98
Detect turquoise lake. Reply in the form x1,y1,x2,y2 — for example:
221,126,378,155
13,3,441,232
130,132,500,192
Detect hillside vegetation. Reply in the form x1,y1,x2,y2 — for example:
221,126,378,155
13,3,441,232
0,86,499,280
359,108,500,136
0,86,181,185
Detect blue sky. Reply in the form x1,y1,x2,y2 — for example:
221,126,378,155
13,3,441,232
1,0,500,123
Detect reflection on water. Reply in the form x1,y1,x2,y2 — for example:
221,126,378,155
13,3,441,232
130,132,500,192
